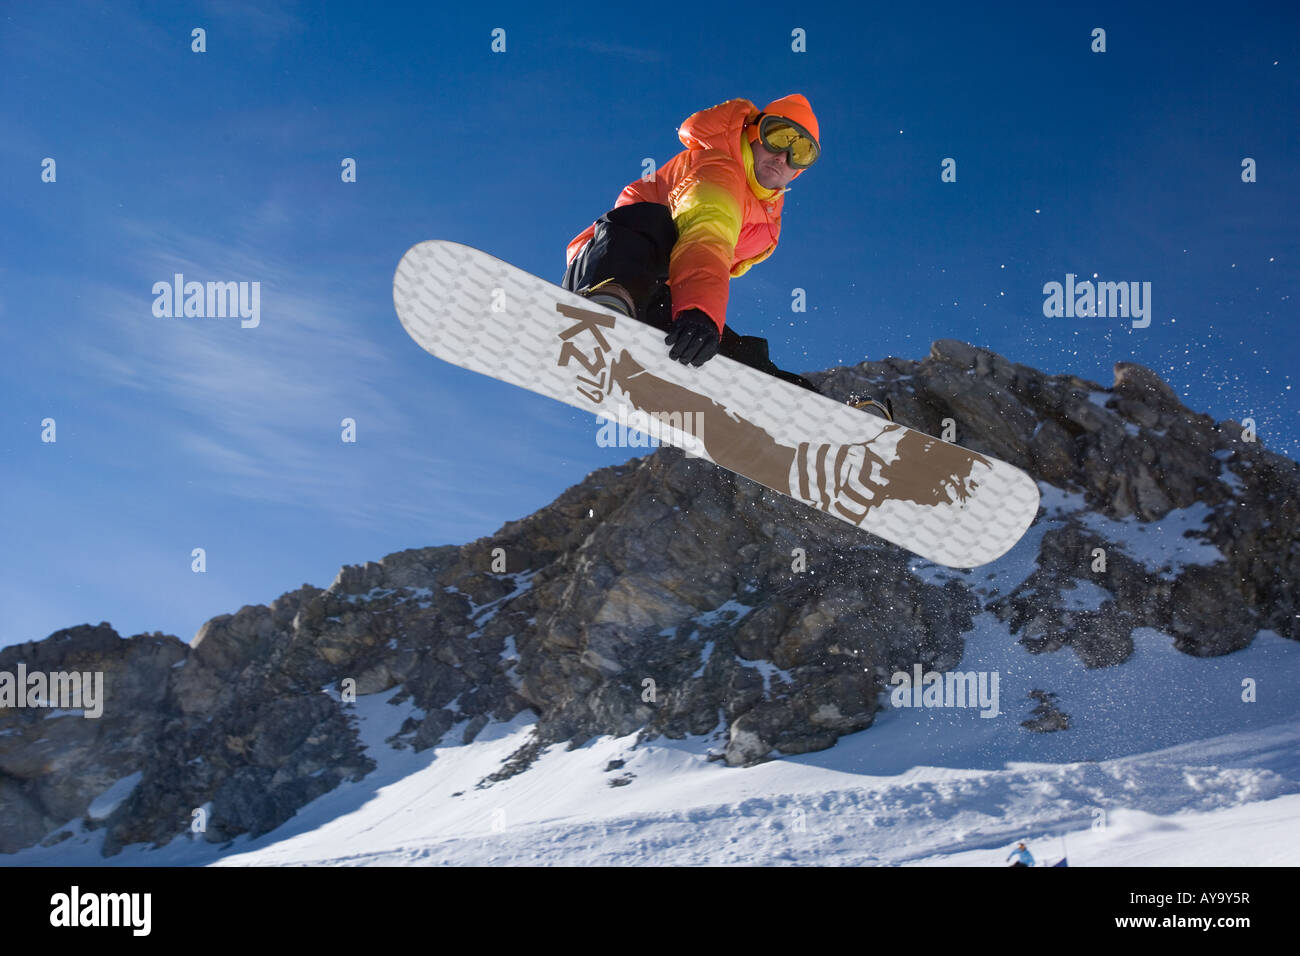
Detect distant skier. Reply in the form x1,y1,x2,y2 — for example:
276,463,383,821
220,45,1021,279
1007,842,1035,867
562,94,892,420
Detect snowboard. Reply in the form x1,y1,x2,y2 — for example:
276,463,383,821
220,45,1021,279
393,240,1039,568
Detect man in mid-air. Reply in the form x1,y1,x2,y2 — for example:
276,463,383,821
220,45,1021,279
563,94,891,420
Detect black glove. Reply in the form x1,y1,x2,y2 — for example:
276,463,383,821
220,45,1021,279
664,309,720,366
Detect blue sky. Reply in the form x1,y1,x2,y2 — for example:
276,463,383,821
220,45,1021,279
1,1,1296,648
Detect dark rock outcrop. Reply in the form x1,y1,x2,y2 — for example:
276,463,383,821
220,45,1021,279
2,341,1295,856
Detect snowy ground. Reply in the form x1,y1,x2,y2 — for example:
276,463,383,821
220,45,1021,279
10,482,1300,867
13,626,1299,867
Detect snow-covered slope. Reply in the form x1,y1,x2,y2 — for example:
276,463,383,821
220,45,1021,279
13,617,1298,867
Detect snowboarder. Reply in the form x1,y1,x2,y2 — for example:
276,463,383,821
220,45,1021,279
1007,842,1035,867
562,94,892,420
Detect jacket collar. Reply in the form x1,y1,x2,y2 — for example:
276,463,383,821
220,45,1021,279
741,135,782,201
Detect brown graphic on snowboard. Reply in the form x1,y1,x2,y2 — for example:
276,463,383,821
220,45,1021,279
553,300,990,526
608,351,991,524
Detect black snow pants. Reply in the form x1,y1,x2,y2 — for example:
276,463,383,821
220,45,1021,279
562,202,819,392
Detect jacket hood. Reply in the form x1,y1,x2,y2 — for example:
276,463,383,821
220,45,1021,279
676,98,760,155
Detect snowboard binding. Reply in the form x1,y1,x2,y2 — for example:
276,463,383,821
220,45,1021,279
576,278,636,318
848,394,895,422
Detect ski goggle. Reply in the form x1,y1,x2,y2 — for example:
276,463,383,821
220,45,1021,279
757,114,820,168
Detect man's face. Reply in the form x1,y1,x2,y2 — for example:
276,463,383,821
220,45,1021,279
752,131,803,190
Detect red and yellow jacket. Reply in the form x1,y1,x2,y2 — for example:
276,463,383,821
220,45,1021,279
565,98,787,335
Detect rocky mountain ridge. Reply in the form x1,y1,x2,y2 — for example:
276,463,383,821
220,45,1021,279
2,339,1295,856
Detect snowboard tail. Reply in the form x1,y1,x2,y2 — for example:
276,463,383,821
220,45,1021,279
393,240,1039,567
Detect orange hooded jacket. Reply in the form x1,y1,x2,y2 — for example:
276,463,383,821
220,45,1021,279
565,96,817,335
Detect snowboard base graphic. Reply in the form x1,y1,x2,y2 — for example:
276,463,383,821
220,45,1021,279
393,240,1039,568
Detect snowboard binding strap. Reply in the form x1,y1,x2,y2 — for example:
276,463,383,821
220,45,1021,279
851,396,895,422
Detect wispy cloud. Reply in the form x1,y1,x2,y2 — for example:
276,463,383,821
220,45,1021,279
559,38,667,64
66,221,490,530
